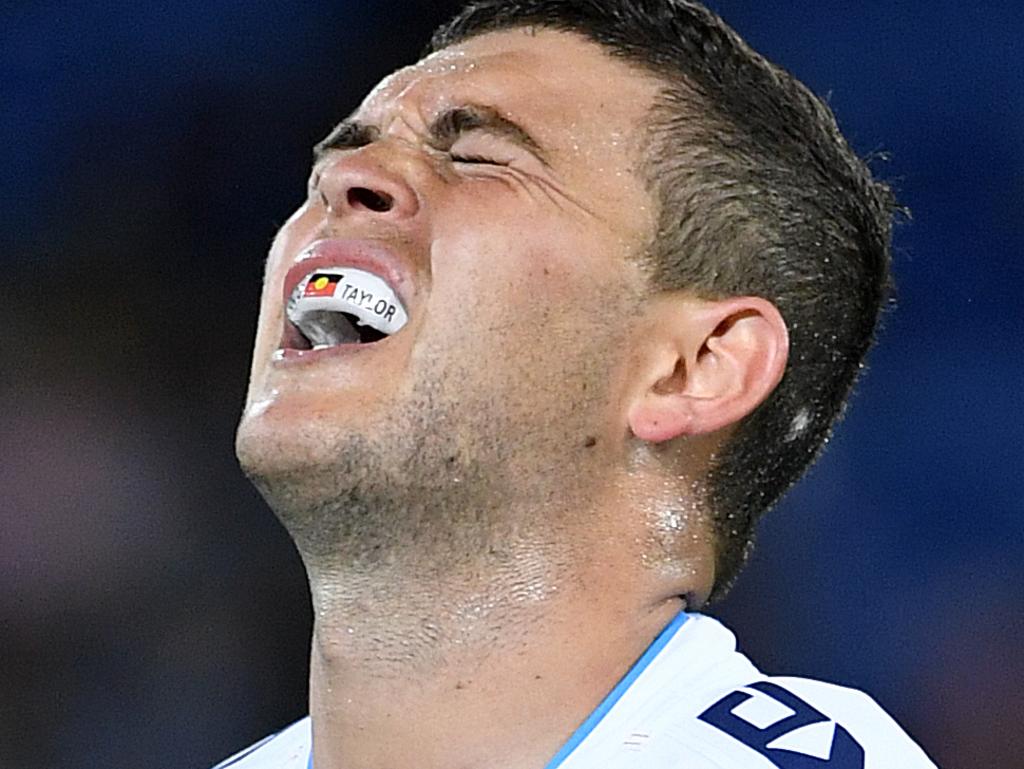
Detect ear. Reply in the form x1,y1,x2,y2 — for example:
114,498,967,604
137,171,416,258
627,294,789,443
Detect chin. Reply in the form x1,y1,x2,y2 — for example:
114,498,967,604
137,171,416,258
236,401,345,485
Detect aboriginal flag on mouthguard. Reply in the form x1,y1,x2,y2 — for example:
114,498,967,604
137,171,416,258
303,273,342,298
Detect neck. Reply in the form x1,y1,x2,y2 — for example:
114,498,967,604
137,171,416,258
306,557,684,769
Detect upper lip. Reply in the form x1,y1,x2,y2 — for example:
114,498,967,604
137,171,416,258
281,238,417,311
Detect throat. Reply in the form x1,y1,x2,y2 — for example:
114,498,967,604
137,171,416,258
306,609,607,769
305,567,685,769
307,592,564,769
306,560,557,677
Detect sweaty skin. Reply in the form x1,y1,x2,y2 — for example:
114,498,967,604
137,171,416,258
237,29,727,769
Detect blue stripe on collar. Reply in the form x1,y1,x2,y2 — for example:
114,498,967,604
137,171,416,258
542,611,691,769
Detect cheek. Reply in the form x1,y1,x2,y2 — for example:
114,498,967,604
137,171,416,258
267,203,318,280
425,220,640,393
254,205,318,322
432,199,623,320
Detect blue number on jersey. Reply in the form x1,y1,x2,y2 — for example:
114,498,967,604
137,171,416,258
698,681,865,768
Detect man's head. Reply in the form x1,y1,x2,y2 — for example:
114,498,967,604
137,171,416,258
430,0,897,600
236,0,894,616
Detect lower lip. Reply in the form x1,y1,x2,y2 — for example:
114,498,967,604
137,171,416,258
272,341,387,366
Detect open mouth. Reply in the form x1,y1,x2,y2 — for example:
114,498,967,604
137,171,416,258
281,267,409,352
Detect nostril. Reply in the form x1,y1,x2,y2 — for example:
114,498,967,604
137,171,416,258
348,187,394,213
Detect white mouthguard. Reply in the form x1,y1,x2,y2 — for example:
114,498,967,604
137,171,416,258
287,267,408,346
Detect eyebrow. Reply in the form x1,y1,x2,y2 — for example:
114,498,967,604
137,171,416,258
313,103,548,165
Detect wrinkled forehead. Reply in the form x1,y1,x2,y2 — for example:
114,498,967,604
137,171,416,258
354,28,660,158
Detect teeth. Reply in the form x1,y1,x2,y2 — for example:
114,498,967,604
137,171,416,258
287,267,408,346
301,311,362,346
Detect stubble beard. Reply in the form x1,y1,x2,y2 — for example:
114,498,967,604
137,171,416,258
240,333,622,667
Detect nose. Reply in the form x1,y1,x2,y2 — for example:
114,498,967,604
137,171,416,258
315,147,421,222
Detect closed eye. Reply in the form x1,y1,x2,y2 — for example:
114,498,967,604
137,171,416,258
451,153,508,166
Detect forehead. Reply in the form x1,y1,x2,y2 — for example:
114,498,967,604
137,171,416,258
358,28,660,160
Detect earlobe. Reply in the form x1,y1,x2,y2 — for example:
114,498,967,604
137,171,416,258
627,296,789,443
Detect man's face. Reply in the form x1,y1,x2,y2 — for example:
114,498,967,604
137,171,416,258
237,29,662,573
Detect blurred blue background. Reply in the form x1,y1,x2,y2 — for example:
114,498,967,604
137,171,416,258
2,2,1021,767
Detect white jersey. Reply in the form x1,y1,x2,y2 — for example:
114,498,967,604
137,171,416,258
211,613,936,769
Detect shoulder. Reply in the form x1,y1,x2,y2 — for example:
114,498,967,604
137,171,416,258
210,717,311,769
562,613,938,769
690,672,937,768
661,615,937,768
